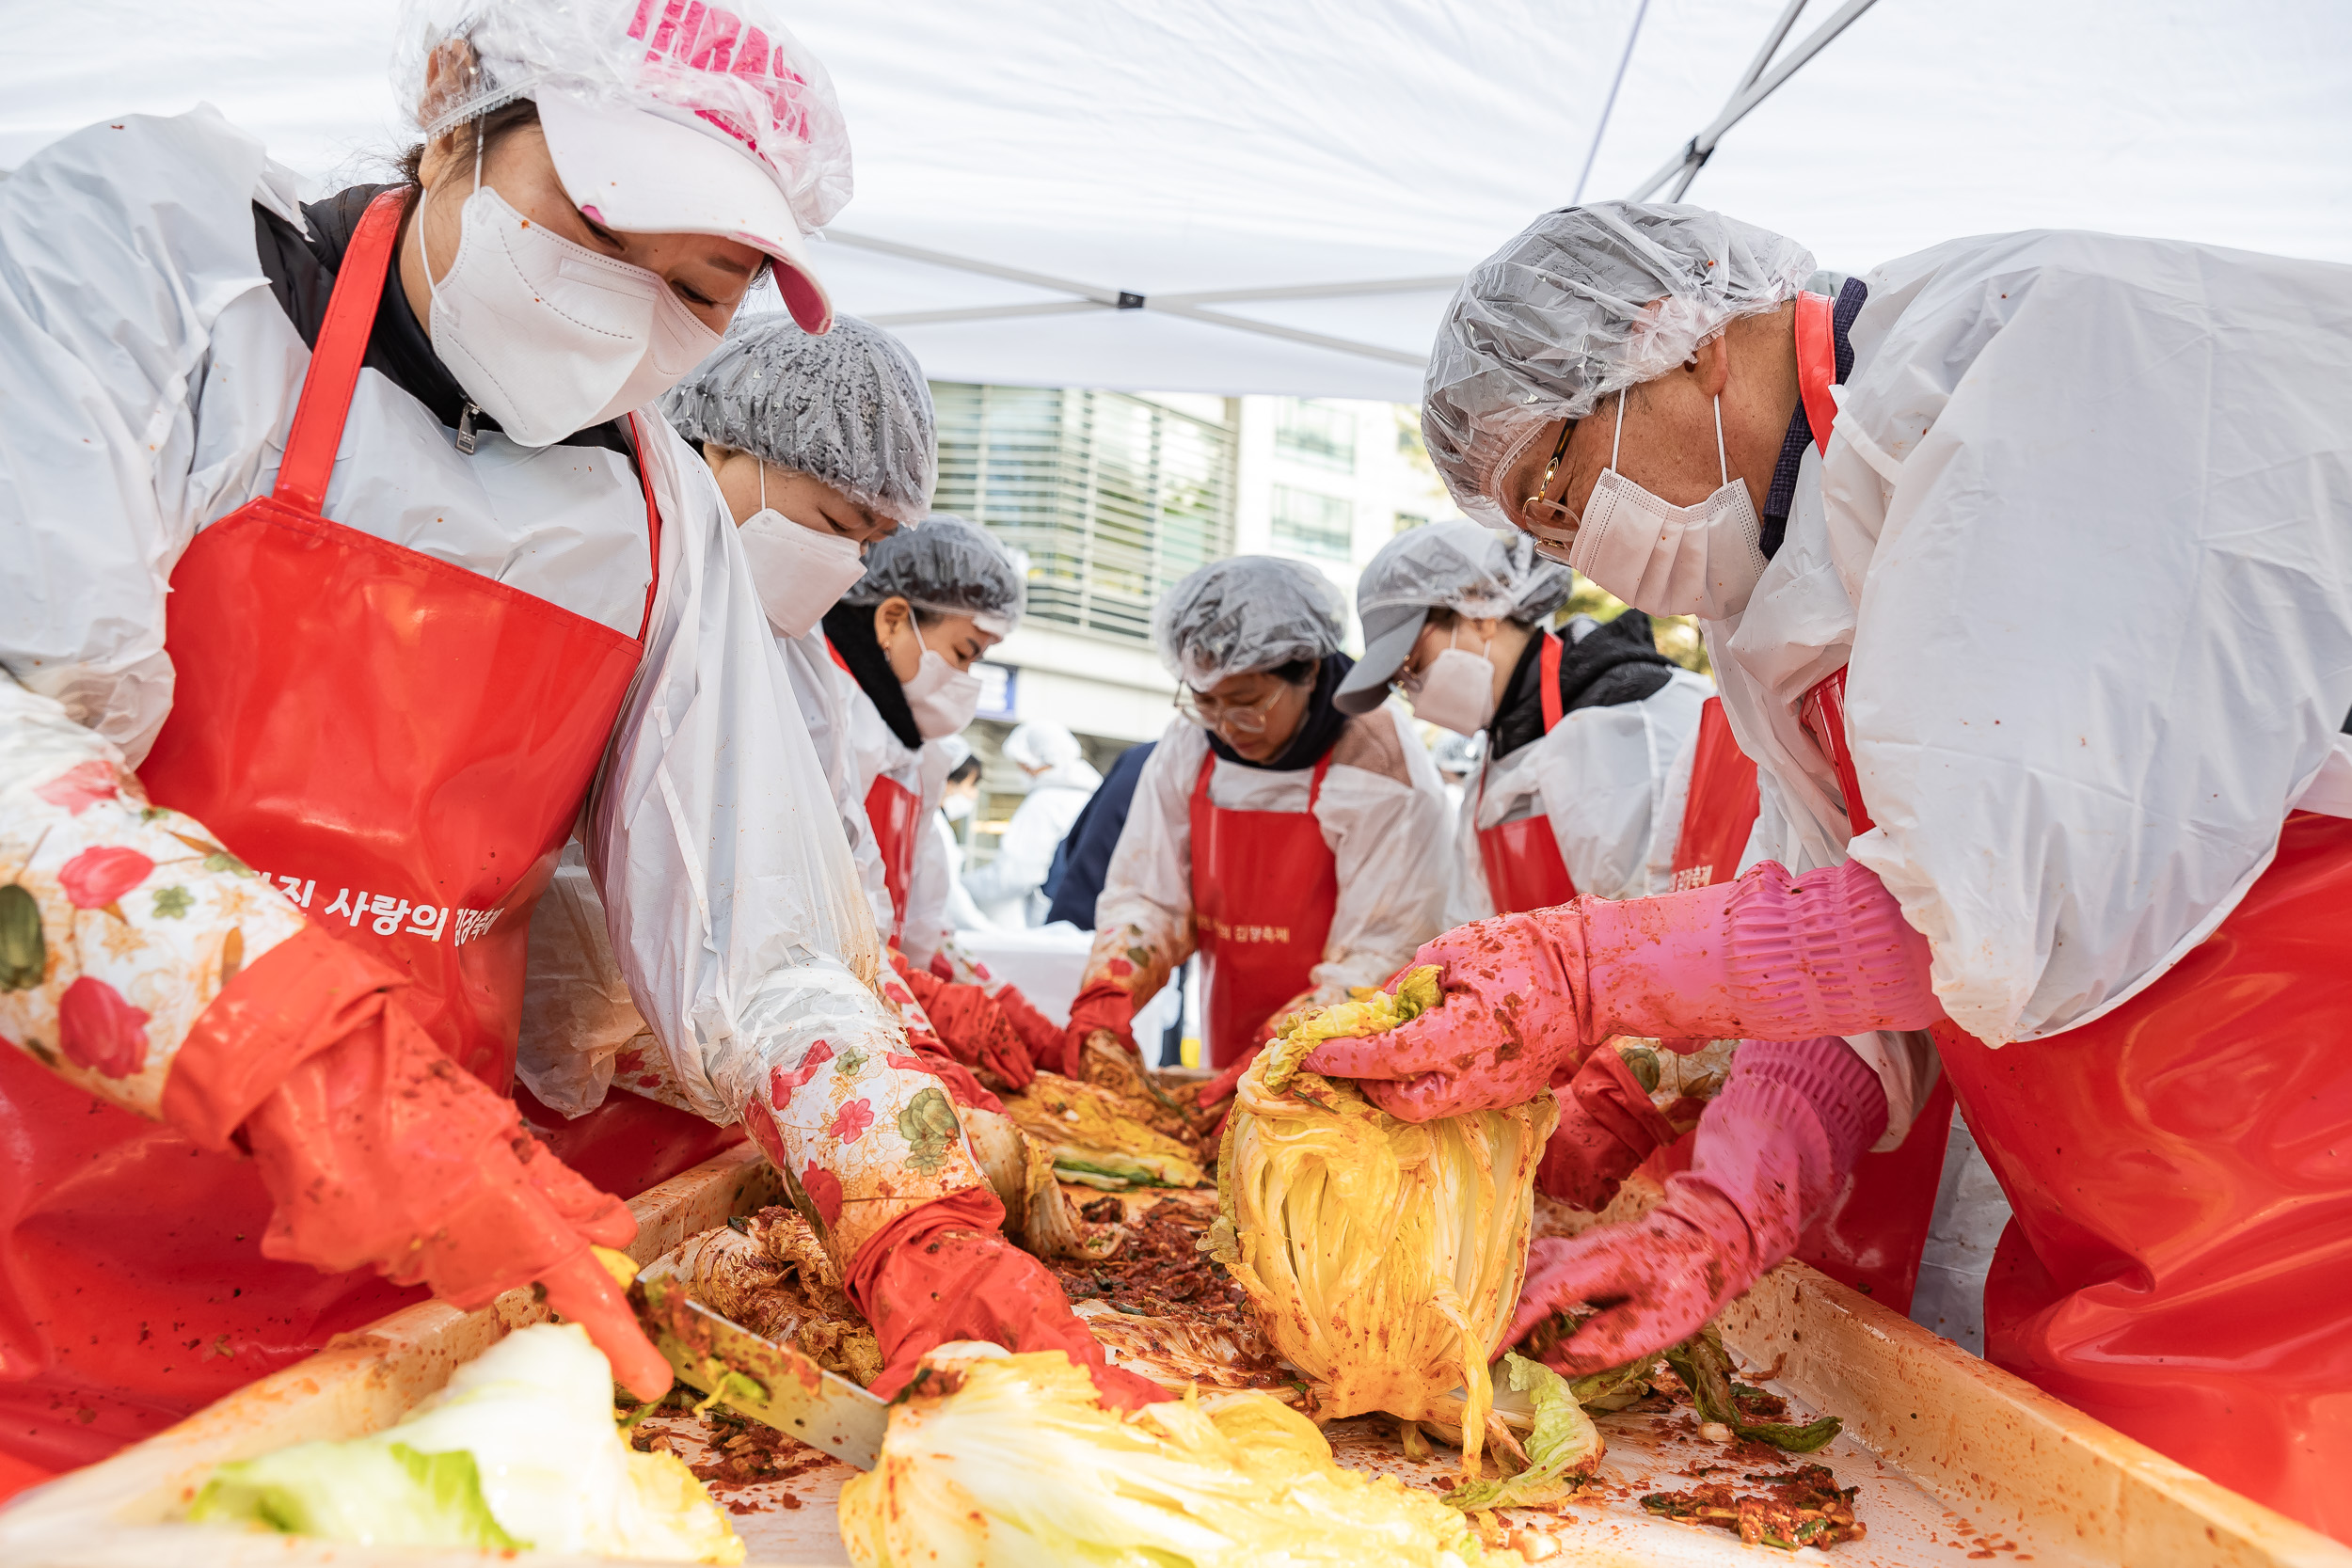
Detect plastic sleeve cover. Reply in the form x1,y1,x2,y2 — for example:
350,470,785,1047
1,677,310,1122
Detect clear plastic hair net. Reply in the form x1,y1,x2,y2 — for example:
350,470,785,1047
1358,518,1569,626
661,316,937,528
1422,201,1815,529
1153,557,1347,689
842,513,1026,636
392,0,851,231
1002,721,1082,771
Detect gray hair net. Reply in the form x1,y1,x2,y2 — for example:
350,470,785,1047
843,513,1026,636
1358,518,1569,626
1422,201,1815,529
1002,721,1081,771
1153,557,1347,689
661,316,937,528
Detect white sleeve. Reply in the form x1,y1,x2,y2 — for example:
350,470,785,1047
1086,721,1204,1006
1829,233,2352,1044
585,425,899,1123
1447,776,1495,927
1311,710,1455,998
1535,669,1711,899
0,109,303,763
779,633,896,942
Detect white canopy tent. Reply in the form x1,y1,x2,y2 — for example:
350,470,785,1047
5,0,2348,400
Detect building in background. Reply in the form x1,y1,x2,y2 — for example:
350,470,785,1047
934,387,1451,879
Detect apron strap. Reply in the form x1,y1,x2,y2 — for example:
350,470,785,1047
1537,630,1565,735
1191,744,1217,809
273,188,411,515
1793,291,1840,456
825,637,853,675
1191,739,1334,810
1307,750,1332,812
623,414,664,643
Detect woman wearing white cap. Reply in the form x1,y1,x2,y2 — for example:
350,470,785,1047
0,0,1149,1486
1064,558,1454,1082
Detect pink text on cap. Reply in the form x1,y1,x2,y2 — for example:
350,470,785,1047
628,0,818,158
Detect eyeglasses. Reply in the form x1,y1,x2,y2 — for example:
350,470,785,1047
1175,682,1288,735
1518,417,1582,565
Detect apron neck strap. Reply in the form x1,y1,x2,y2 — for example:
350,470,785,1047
1538,629,1565,735
1793,290,1840,456
623,414,662,643
1193,739,1335,807
273,188,411,515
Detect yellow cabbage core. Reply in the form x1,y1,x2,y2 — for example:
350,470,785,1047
1211,973,1557,1476
837,1351,1506,1567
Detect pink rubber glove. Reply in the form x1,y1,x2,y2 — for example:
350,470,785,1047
1506,1035,1888,1374
1306,858,1938,1121
1536,1050,1682,1212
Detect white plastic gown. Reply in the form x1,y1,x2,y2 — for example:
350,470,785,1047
0,110,982,1269
1706,229,2352,1059
1454,665,1713,916
961,757,1102,927
842,686,958,968
1083,710,1455,1018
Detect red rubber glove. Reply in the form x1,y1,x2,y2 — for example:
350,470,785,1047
172,927,672,1401
929,949,956,981
990,983,1067,1069
1307,860,1939,1123
900,962,1035,1089
1059,980,1137,1077
1506,1036,1886,1374
850,1192,1166,1409
1536,1050,1682,1212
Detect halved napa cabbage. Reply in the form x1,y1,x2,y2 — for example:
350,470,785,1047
186,1323,741,1563
1210,970,1557,1477
836,1349,1509,1567
1001,1072,1205,1189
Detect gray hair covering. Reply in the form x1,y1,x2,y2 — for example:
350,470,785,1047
1153,557,1347,689
1335,520,1569,714
1422,201,1815,530
661,315,937,528
842,513,1025,635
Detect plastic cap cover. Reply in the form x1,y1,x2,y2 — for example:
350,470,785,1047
1336,519,1568,712
1422,201,1814,529
1002,721,1081,771
1153,556,1346,689
662,315,937,527
395,0,852,330
843,513,1026,628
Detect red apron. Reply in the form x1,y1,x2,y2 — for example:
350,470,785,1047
1808,665,2352,1536
0,190,663,1477
1475,631,1576,913
1666,697,1758,893
1188,751,1341,1069
863,776,923,947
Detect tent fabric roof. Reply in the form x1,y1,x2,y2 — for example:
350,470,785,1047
7,1,2349,400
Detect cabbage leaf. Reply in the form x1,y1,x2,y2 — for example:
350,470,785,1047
1443,1354,1602,1512
184,1323,742,1563
839,1349,1510,1567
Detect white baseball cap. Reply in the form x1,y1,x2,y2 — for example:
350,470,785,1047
399,0,852,332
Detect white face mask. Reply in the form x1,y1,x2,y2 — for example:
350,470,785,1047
423,145,722,450
1567,391,1765,622
1404,625,1498,736
942,791,976,822
902,647,982,739
735,467,867,639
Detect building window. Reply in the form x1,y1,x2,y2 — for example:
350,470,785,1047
1271,484,1354,560
930,385,1237,645
1275,398,1356,473
1392,510,1429,534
